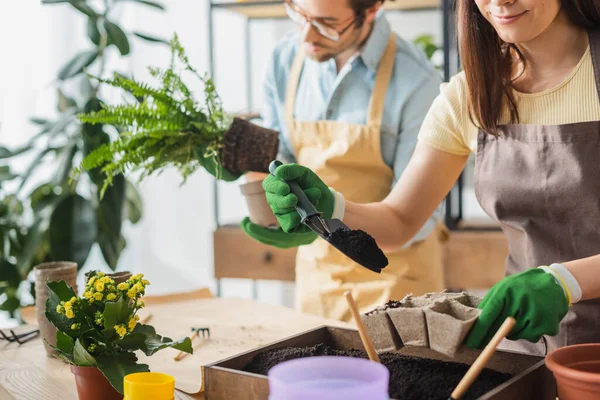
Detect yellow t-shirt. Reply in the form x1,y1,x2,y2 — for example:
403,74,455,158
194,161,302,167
418,46,600,155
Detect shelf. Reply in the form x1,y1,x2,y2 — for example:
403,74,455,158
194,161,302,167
211,0,440,19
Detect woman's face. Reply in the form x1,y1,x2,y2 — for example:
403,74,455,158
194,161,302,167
475,0,562,44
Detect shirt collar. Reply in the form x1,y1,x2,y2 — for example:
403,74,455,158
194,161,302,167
358,13,392,73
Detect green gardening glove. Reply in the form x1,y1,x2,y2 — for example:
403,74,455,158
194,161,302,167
263,163,335,233
195,145,241,182
241,217,317,248
465,268,569,349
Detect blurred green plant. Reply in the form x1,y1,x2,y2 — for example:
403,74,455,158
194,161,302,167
0,0,167,319
413,34,442,69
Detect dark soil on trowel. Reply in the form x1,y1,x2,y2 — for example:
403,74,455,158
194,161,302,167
328,228,388,273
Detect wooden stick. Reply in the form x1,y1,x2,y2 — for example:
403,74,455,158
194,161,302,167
139,313,152,324
344,291,380,363
174,330,198,362
449,317,516,400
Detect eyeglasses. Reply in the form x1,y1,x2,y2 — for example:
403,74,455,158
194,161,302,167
284,1,358,42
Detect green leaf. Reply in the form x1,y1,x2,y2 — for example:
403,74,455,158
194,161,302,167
56,331,75,354
18,147,62,192
58,89,77,112
97,174,125,270
46,280,77,302
0,166,18,182
118,0,165,10
125,180,143,223
70,1,97,18
79,76,94,104
73,339,96,366
103,21,130,56
96,352,149,394
0,288,20,313
0,258,21,288
17,217,46,276
49,194,96,268
58,50,98,81
30,184,59,211
132,32,168,44
53,141,78,186
127,324,193,356
102,297,131,339
45,281,79,336
47,342,74,363
0,145,32,159
87,18,101,46
29,117,50,126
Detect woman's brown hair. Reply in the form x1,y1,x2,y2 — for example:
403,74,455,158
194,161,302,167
458,0,600,134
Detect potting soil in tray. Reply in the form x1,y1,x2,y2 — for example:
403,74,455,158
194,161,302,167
243,344,512,400
328,228,388,272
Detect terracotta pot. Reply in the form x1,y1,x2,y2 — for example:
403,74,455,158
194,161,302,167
221,117,279,174
71,365,122,400
240,175,279,228
546,343,600,400
107,271,132,285
34,261,78,357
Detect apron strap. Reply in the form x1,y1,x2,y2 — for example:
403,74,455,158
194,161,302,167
366,34,397,127
589,28,600,103
284,34,397,129
284,45,306,129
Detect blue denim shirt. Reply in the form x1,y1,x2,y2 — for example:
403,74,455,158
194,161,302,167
260,14,443,245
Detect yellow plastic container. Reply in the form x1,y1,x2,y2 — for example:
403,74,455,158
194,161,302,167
124,372,175,400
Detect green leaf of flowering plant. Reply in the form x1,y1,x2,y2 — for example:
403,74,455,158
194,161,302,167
45,281,81,337
116,324,193,356
96,352,149,394
73,339,97,366
102,296,133,340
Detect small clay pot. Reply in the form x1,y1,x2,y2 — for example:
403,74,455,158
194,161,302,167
546,343,600,400
70,365,122,400
107,271,132,285
361,308,403,352
240,177,279,228
424,298,481,357
34,261,77,357
387,296,431,347
221,117,279,174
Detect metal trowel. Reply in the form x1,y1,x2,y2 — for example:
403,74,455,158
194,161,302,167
269,160,388,273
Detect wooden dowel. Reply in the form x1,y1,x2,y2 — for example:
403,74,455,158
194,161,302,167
139,313,152,324
449,317,516,400
174,330,198,362
344,291,380,363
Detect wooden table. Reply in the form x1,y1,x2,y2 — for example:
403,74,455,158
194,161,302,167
2,293,350,400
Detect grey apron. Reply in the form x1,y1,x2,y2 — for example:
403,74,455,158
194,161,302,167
474,28,600,356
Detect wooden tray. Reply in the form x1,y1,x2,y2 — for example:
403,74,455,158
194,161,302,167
204,326,556,400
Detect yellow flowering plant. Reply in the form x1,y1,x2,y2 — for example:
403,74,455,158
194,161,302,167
44,271,192,394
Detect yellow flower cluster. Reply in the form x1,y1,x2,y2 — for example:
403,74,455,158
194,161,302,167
114,325,127,338
88,344,97,353
128,315,140,331
56,297,78,319
95,311,103,326
83,272,119,304
117,274,150,302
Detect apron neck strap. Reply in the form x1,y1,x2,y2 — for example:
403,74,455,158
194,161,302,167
285,34,397,127
588,28,600,103
366,34,396,126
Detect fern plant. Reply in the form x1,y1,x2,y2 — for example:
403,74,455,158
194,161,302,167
75,35,236,197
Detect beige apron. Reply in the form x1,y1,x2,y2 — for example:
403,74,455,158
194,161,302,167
285,34,446,322
475,28,600,356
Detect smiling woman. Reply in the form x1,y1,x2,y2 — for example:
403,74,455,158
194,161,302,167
459,0,600,134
